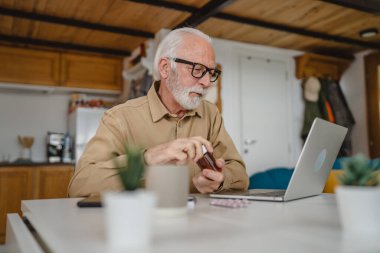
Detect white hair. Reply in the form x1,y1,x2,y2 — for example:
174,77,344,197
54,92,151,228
153,28,212,81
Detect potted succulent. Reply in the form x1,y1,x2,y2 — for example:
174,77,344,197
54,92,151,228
102,145,156,251
117,145,145,191
335,154,380,236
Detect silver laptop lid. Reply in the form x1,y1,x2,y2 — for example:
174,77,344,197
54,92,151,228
284,118,347,201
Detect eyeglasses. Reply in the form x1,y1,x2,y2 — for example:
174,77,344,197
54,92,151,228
168,57,221,83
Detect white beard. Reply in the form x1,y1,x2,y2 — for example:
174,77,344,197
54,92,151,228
167,71,207,110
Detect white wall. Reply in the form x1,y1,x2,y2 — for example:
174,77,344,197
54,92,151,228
0,91,69,162
340,51,371,156
0,88,116,162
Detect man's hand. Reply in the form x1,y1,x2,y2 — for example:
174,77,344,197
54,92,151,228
144,136,213,166
192,158,225,193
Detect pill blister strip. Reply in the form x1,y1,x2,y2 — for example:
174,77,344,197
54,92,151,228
209,199,250,208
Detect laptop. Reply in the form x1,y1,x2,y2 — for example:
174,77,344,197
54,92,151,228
210,118,348,202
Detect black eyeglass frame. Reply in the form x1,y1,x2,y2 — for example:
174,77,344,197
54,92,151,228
168,57,221,82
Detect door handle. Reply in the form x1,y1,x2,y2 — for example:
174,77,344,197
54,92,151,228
244,139,257,145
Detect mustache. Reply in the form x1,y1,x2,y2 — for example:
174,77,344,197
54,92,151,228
187,86,207,96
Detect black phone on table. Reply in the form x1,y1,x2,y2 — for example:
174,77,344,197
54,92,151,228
77,195,102,208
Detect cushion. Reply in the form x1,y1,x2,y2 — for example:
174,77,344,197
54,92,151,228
249,168,294,190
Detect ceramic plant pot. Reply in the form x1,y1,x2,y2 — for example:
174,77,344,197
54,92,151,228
102,190,156,251
336,186,380,236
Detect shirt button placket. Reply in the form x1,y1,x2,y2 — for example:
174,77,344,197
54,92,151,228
176,120,182,138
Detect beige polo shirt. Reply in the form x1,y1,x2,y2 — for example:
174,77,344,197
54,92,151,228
68,82,249,197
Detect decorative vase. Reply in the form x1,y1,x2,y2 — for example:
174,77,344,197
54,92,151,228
102,190,156,251
336,186,380,236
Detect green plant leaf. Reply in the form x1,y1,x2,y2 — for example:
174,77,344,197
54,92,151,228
339,154,380,187
116,145,145,191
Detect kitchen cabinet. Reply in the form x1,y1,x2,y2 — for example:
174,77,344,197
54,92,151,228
61,53,122,91
294,53,351,81
0,164,74,244
0,167,33,244
33,166,74,199
0,45,122,92
0,46,60,86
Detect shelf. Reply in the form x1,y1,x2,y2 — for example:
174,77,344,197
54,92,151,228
294,53,352,81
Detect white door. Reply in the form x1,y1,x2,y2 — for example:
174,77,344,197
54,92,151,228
240,55,292,176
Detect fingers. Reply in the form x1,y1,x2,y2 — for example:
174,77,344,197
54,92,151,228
189,136,213,154
167,136,212,163
202,169,224,182
170,139,197,161
144,136,212,166
215,158,225,171
144,141,187,165
192,169,225,194
178,136,210,162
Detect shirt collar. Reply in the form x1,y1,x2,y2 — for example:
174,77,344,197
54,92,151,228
148,81,204,122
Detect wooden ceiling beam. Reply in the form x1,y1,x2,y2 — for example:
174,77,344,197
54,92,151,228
0,34,131,56
216,13,380,50
0,6,154,38
127,0,197,12
128,0,380,51
321,0,380,15
174,0,234,29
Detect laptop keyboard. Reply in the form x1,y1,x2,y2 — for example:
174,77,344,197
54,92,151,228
250,190,286,197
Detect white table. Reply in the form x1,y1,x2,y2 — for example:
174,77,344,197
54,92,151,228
6,194,380,253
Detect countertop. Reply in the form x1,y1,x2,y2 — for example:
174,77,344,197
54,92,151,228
0,162,75,167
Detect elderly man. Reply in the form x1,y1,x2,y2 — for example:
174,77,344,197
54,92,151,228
68,28,249,197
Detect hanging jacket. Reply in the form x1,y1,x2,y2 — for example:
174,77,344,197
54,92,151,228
320,78,355,156
301,77,323,142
